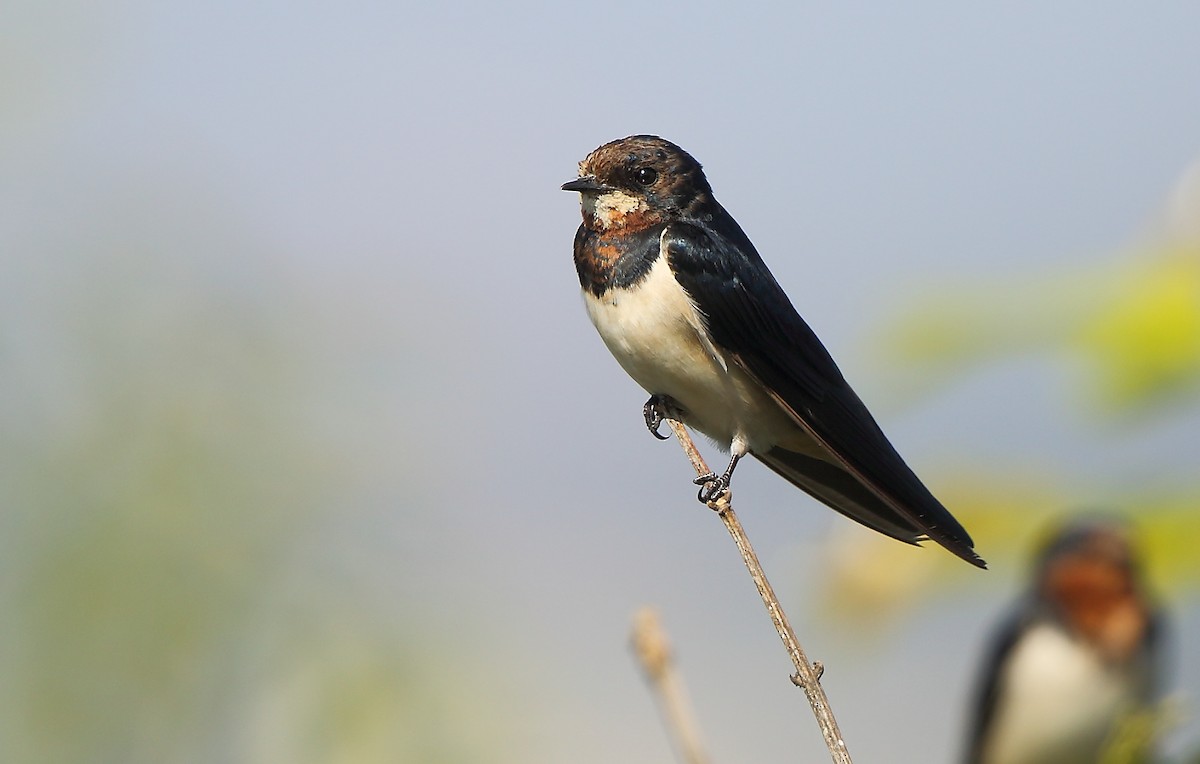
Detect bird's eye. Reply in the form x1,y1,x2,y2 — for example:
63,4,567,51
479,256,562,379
634,167,658,186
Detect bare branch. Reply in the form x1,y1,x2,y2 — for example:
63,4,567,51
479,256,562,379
665,419,854,764
631,607,712,764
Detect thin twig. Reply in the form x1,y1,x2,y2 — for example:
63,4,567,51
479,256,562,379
631,607,712,764
665,418,854,764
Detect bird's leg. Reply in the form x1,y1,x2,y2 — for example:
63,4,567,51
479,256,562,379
695,451,743,503
643,395,684,441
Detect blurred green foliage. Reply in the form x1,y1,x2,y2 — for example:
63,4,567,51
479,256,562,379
1079,251,1200,410
1100,702,1180,764
881,246,1200,417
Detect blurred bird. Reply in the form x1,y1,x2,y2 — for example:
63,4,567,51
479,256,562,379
964,517,1163,764
562,135,984,567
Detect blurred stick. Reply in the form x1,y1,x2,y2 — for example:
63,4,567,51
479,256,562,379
631,607,712,764
665,418,853,764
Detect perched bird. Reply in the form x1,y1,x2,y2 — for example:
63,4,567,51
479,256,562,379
562,135,984,567
964,518,1162,764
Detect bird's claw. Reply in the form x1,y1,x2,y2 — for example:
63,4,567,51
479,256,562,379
693,472,730,503
643,399,670,440
643,395,682,441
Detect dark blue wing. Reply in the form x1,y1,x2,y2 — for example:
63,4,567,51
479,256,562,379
962,607,1030,763
663,217,983,567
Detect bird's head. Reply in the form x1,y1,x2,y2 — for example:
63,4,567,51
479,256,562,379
1034,517,1152,663
562,135,712,232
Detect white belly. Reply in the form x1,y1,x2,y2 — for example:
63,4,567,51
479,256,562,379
980,623,1141,764
582,254,813,455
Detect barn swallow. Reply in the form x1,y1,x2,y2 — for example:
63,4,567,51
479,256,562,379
964,518,1162,764
562,135,984,567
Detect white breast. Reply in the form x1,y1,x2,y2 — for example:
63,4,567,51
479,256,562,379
979,623,1141,764
582,251,812,455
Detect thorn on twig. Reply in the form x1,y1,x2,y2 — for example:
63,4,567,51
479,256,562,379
791,662,825,687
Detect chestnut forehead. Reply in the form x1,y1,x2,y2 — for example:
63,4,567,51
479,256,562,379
581,140,678,176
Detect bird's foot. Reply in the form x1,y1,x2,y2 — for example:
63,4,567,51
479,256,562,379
693,451,742,505
643,395,684,441
693,472,730,503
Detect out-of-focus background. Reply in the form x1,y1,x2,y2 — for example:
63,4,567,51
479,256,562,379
2,2,1198,762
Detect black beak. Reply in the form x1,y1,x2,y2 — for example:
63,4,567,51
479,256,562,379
561,176,613,193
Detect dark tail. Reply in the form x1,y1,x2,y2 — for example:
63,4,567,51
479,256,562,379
757,447,986,568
